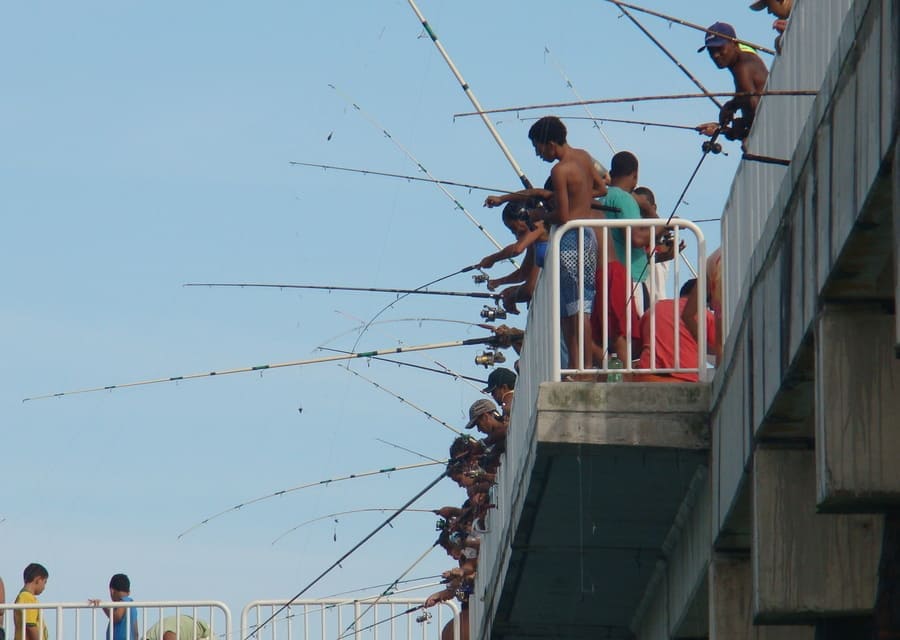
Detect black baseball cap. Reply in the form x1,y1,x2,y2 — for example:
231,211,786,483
483,367,516,393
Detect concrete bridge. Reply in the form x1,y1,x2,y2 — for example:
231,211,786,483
470,0,899,637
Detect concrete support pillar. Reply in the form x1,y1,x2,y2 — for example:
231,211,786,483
815,306,900,509
753,448,882,622
709,554,811,640
894,140,900,357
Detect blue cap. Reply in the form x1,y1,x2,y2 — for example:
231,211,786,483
698,22,737,52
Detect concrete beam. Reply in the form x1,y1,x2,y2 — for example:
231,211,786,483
753,448,882,622
816,307,900,510
536,382,710,449
709,554,812,640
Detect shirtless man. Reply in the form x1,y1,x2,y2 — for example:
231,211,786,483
526,116,606,371
696,22,769,140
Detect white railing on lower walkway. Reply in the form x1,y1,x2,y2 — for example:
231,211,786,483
240,599,459,640
0,601,230,640
544,218,708,382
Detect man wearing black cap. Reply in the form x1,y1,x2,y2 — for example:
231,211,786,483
695,22,769,141
89,574,138,640
483,368,516,417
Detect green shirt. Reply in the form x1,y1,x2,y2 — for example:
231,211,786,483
602,186,649,282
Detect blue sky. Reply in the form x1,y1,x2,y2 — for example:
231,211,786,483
2,0,778,617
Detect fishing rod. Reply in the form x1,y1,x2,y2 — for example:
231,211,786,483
178,460,446,539
184,281,500,300
337,543,437,640
345,266,495,362
321,575,442,600
325,311,488,392
271,507,436,546
609,3,723,110
543,46,617,154
340,605,426,637
404,0,533,189
520,114,699,131
289,160,513,194
376,438,443,463
329,84,509,255
318,316,485,349
318,346,488,385
23,334,504,402
599,0,776,55
243,469,447,640
339,365,463,436
453,90,818,118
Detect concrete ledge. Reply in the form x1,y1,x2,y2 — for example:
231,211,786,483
536,382,711,449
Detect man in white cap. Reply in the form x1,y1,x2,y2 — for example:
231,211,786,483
465,399,507,449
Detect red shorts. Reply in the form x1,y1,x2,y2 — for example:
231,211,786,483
591,261,642,354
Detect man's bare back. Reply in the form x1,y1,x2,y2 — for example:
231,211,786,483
548,147,601,225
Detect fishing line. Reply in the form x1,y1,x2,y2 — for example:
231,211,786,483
375,438,442,463
271,507,435,546
453,90,818,118
318,316,484,349
328,84,509,254
610,3,723,110
177,460,446,539
543,46,617,154
344,265,488,364
339,366,463,435
242,469,447,640
598,0,776,55
336,542,438,640
289,161,513,195
326,310,487,390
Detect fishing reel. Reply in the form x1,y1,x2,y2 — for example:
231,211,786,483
701,140,723,155
472,273,489,284
415,611,432,624
480,305,507,322
474,349,506,369
435,518,449,532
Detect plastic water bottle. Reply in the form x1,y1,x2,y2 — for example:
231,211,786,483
607,353,624,383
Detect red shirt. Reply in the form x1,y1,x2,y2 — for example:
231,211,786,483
637,297,716,381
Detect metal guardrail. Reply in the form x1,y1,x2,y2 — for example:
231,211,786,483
544,218,708,381
0,601,230,640
240,599,459,640
1,599,457,640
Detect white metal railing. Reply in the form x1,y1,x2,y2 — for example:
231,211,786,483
0,601,230,640
240,599,459,640
544,219,707,382
722,0,853,332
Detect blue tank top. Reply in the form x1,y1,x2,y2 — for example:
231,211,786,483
535,240,548,268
